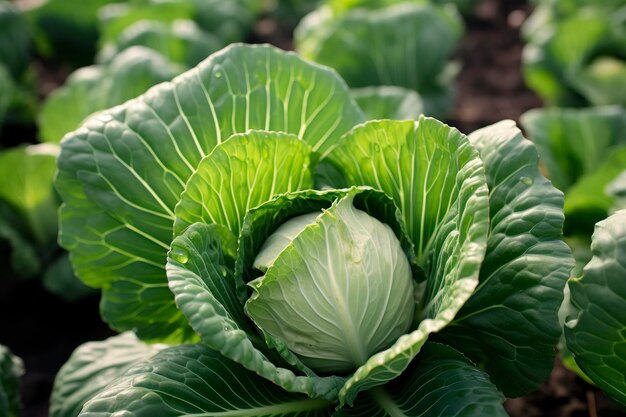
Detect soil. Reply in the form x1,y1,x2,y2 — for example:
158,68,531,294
0,0,624,416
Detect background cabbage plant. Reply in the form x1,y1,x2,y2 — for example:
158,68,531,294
52,44,573,416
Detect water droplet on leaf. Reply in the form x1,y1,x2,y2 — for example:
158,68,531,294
170,248,189,264
520,176,533,185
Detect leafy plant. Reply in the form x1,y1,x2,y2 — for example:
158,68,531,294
38,46,181,143
0,344,23,417
520,106,626,236
562,210,626,409
53,44,572,416
523,2,626,106
0,144,92,301
351,86,423,120
96,19,223,67
295,2,462,118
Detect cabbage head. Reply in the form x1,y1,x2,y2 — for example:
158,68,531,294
52,44,573,417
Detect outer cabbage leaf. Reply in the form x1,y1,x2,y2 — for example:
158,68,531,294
436,120,573,396
520,106,626,192
39,47,180,144
50,332,167,417
565,210,626,408
295,3,462,118
0,344,23,417
324,118,490,404
78,343,335,417
0,144,59,247
0,1,30,79
333,343,507,417
56,43,364,342
351,86,423,121
97,20,222,67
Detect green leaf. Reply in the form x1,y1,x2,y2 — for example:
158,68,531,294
520,106,626,191
42,253,96,302
39,47,180,144
351,86,423,121
97,20,223,68
324,118,490,404
56,43,364,342
436,120,573,397
564,145,626,235
174,130,315,236
0,205,41,278
295,3,462,117
0,1,30,79
0,144,59,247
50,332,167,417
79,343,335,417
245,191,415,373
334,343,507,417
565,210,626,408
0,344,23,417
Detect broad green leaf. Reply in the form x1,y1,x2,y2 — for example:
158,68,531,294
0,144,59,247
325,118,490,404
39,47,180,144
167,221,344,399
436,120,573,396
42,254,95,302
334,343,507,417
0,1,30,79
295,3,462,117
246,191,415,373
0,344,23,417
56,43,364,342
351,86,423,121
174,130,315,236
564,145,626,235
50,332,167,417
520,106,626,191
565,210,626,408
79,343,335,417
97,20,222,68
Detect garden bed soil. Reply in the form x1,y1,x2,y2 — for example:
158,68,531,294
0,0,624,416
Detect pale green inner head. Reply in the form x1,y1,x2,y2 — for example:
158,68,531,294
246,197,415,373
